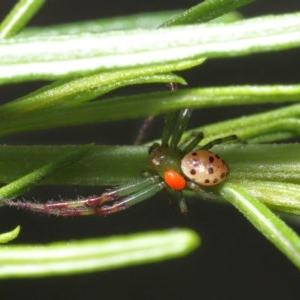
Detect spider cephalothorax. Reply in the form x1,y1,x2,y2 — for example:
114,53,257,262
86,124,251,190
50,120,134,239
1,108,236,216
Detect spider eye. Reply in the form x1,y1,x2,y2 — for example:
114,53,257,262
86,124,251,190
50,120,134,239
164,170,186,190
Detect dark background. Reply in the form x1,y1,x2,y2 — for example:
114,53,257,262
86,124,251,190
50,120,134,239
1,1,300,299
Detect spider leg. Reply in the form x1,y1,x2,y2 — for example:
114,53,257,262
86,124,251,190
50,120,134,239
161,111,177,146
134,116,155,145
170,108,192,149
0,176,163,216
186,180,219,201
201,134,240,150
137,83,178,146
186,180,204,193
167,82,178,91
180,132,204,153
92,181,165,216
167,188,188,214
176,193,188,214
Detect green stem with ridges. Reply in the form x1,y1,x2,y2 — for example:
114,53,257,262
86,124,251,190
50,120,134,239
0,229,200,279
220,184,300,269
1,12,300,83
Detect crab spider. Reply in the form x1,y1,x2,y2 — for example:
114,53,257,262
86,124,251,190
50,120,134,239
1,109,237,216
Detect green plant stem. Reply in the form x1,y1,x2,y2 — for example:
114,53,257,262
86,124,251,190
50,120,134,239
0,143,299,186
0,143,299,187
0,0,45,38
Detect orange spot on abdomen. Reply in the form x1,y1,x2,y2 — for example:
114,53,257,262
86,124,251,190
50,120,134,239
164,170,186,190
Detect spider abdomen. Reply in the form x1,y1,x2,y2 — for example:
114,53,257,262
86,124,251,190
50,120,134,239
181,150,229,186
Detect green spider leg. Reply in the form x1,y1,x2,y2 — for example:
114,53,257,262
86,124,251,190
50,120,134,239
162,108,192,147
200,134,240,150
180,131,241,154
180,132,204,153
166,188,188,214
1,176,164,216
135,83,178,145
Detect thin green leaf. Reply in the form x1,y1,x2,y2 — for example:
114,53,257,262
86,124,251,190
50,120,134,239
0,0,45,38
220,184,300,269
0,229,200,279
0,145,145,186
2,84,300,137
0,59,201,118
64,73,186,107
247,131,300,144
20,11,182,36
18,1,244,38
0,226,20,244
161,0,252,26
20,11,242,38
1,12,300,83
185,117,300,145
186,106,300,145
0,146,91,199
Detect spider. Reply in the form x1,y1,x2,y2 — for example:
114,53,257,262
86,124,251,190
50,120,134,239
1,108,237,216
